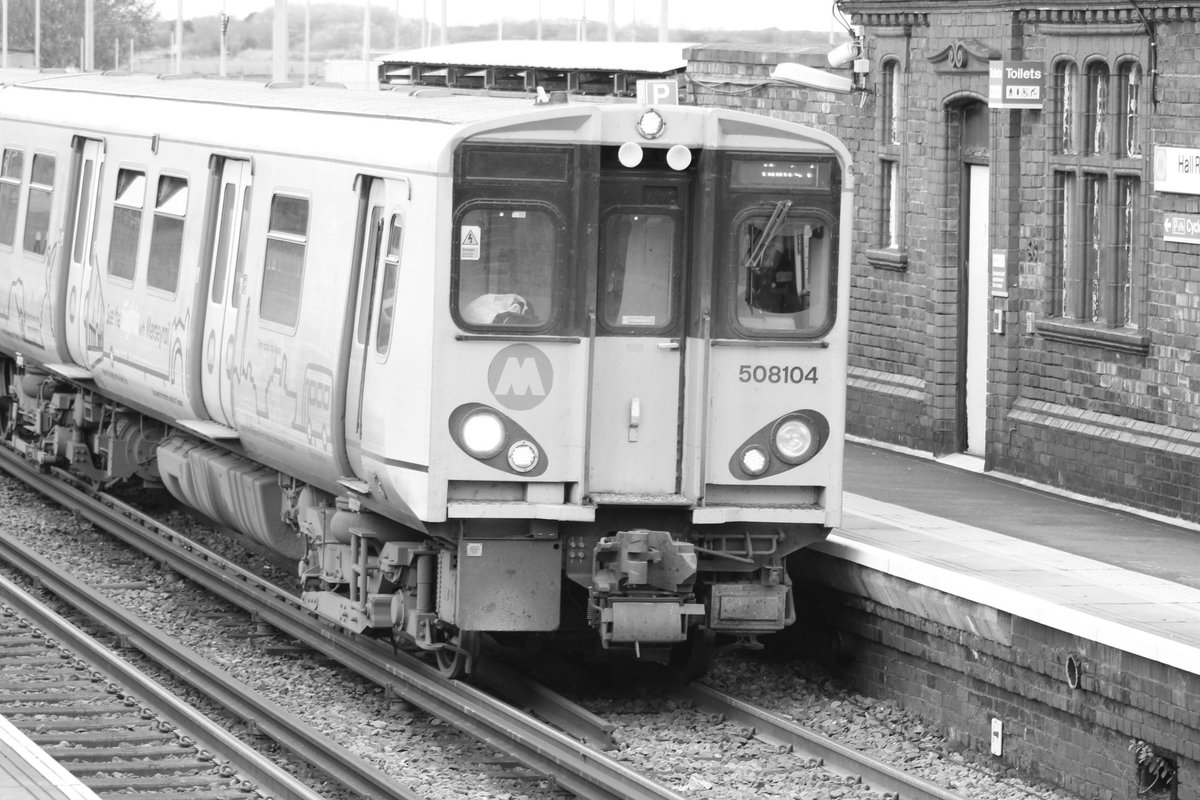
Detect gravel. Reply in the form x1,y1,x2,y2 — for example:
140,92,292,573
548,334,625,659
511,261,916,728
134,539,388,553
0,472,1088,800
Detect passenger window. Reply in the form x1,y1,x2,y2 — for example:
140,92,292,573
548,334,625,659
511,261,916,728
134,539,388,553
355,206,382,345
231,186,251,309
147,176,188,293
0,149,23,247
455,205,556,328
23,154,55,256
735,209,832,335
600,212,675,330
260,194,309,328
209,182,236,301
108,169,146,281
375,215,402,355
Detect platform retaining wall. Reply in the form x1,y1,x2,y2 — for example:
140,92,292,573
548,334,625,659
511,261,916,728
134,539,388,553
790,553,1200,800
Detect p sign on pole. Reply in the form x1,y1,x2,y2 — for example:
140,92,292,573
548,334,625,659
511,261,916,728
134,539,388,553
637,79,679,105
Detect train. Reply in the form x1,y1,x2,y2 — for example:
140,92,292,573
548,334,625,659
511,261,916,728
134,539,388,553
0,69,851,680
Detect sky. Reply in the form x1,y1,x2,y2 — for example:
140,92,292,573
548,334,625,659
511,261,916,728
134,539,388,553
152,0,844,34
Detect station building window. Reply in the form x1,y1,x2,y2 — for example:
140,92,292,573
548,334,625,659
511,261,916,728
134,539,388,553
0,149,22,247
867,57,907,269
261,194,309,328
1046,55,1144,338
108,169,145,282
23,154,54,256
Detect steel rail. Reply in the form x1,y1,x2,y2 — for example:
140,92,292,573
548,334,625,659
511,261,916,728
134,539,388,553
0,566,331,800
671,683,970,800
0,448,685,800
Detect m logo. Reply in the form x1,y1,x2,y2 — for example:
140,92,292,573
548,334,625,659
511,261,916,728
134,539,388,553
488,344,553,410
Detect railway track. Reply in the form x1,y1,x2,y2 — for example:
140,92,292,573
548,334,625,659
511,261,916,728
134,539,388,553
0,571,328,800
0,444,984,800
668,684,969,800
0,445,684,800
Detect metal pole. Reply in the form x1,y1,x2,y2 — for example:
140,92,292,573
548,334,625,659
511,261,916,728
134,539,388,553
33,0,39,69
129,40,134,73
438,0,446,46
659,0,668,42
2,0,8,70
536,0,542,40
174,0,182,72
272,0,288,82
114,37,118,70
393,0,400,50
607,0,615,42
84,0,94,70
304,0,310,84
219,1,228,77
362,0,370,87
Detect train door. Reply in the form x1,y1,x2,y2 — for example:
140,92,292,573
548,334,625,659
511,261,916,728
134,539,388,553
586,170,688,496
65,137,104,368
200,158,252,428
344,177,389,473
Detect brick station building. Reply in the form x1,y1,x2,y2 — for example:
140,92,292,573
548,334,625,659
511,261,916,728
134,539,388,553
688,2,1200,526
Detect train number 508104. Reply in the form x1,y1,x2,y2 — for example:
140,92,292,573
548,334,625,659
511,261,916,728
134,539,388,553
738,365,819,384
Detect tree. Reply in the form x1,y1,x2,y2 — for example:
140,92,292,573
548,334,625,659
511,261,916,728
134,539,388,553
7,0,157,70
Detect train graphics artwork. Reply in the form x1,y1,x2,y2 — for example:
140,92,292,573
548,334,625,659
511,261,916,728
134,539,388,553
0,69,852,679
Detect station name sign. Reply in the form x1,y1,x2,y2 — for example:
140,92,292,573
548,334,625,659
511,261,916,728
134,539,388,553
1154,145,1200,196
988,61,1043,109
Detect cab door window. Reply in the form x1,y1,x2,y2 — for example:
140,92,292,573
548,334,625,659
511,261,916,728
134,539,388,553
599,211,676,331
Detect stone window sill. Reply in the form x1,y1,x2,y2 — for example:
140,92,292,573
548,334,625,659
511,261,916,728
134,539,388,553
866,248,908,271
1035,318,1151,355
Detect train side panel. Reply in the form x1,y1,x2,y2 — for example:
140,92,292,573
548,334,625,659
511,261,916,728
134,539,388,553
75,130,211,420
0,117,73,368
227,152,361,489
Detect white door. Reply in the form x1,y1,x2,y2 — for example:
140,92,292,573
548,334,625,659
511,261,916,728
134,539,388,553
965,164,990,456
201,159,252,427
65,138,104,368
344,177,389,477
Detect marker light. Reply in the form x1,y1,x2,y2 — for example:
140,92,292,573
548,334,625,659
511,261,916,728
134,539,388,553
618,141,644,168
636,109,666,139
460,409,506,459
739,445,770,476
667,144,692,171
507,440,540,473
772,417,818,464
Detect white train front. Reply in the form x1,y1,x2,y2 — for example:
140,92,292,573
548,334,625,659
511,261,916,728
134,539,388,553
0,70,851,678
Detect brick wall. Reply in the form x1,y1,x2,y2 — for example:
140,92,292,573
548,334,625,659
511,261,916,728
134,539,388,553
688,2,1200,526
791,553,1200,800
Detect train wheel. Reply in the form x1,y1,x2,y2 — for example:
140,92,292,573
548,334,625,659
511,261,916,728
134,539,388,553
668,628,716,683
435,630,481,680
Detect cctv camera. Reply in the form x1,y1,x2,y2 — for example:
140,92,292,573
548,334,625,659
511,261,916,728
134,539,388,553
827,41,861,69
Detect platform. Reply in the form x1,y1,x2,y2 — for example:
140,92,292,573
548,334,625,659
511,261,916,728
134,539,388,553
829,440,1200,674
0,715,100,800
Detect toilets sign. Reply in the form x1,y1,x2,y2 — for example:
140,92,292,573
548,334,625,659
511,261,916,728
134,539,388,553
988,61,1043,109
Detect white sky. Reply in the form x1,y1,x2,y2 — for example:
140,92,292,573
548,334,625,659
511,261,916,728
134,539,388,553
154,0,843,34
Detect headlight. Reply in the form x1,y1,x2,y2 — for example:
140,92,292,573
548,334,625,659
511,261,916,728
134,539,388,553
772,417,818,464
739,445,770,476
460,409,506,459
507,440,540,473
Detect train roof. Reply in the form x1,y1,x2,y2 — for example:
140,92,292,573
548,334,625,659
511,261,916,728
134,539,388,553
0,69,575,126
